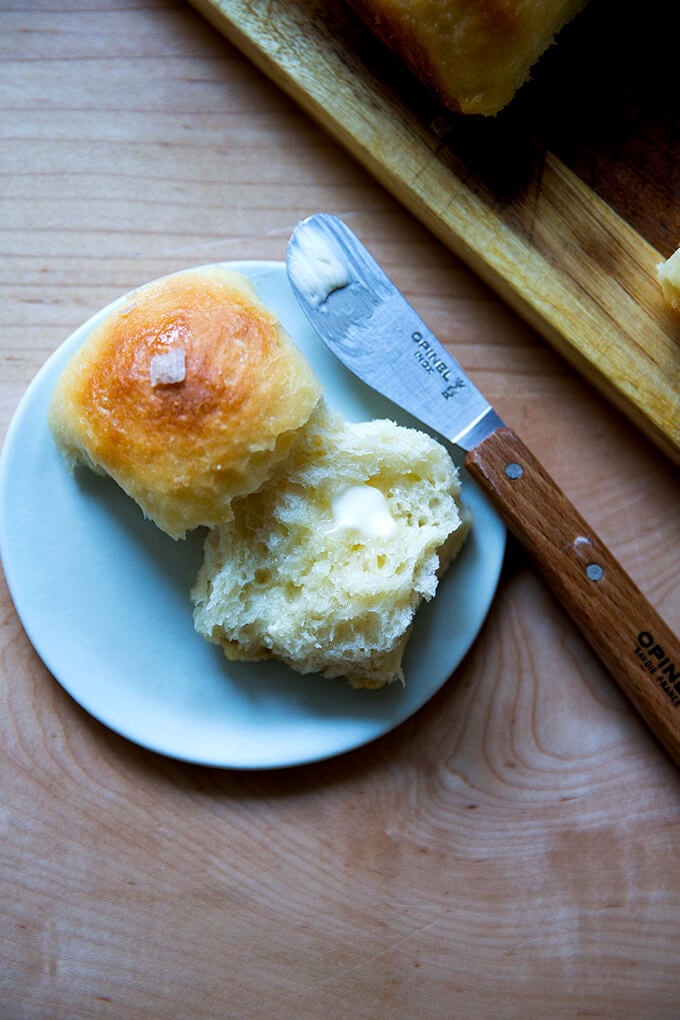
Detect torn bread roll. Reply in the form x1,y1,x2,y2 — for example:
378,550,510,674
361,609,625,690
191,403,471,689
657,247,680,317
347,0,589,116
48,266,322,538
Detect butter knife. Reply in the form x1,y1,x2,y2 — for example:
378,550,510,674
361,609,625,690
287,213,680,766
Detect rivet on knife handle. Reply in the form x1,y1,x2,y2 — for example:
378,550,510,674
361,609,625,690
466,427,680,765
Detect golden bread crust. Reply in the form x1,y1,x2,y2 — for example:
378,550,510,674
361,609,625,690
348,0,589,115
48,267,322,538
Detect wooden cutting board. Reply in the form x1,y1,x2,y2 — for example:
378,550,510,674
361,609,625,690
189,0,679,465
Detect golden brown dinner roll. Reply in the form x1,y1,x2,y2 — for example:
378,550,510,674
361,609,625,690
347,0,589,116
192,402,471,689
48,266,322,538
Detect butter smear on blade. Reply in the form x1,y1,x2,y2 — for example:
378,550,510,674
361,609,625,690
329,484,396,539
288,224,350,307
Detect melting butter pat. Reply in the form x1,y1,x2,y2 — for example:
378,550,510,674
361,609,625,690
330,484,396,539
150,348,186,387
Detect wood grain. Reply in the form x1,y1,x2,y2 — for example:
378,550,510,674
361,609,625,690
1,2,680,1017
466,427,680,766
188,0,680,465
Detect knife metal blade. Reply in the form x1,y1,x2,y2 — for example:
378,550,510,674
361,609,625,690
287,213,680,768
285,213,503,451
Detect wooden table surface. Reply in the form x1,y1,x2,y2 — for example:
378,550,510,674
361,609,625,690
2,2,679,1017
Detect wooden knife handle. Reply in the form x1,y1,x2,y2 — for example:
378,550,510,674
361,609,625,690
465,427,680,766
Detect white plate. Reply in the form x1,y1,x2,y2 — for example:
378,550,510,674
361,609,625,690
0,262,505,769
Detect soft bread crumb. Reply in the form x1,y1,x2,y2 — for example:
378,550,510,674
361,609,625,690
657,247,680,316
191,402,471,689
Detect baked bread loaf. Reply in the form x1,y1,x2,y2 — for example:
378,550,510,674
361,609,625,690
657,247,680,317
347,0,589,115
191,403,471,689
48,267,322,538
